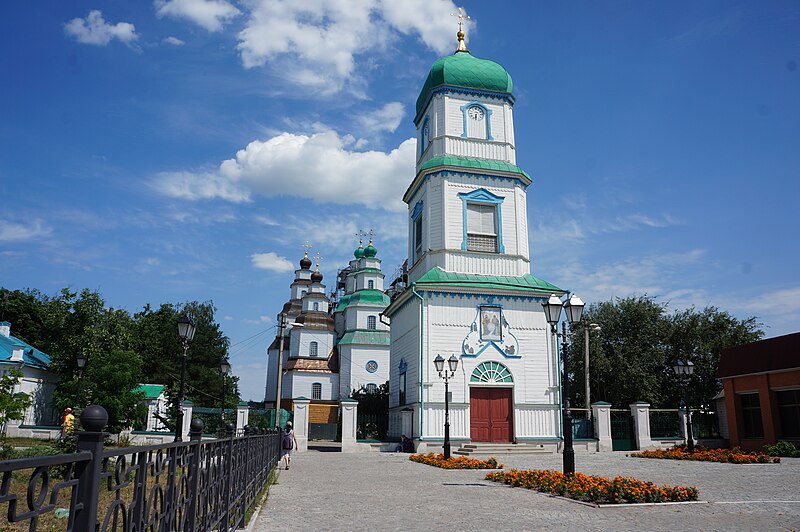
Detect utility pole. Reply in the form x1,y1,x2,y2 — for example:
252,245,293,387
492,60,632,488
274,313,287,429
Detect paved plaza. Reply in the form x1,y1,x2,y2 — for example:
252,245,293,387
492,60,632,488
253,449,800,531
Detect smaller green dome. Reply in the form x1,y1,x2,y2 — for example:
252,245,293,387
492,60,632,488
416,51,513,117
354,242,365,259
364,241,377,258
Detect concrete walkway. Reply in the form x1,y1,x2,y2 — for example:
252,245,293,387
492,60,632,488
253,450,800,531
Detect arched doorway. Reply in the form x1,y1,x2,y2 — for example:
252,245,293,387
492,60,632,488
469,361,514,442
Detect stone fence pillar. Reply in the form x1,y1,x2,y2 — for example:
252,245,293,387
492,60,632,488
680,409,696,448
181,401,193,439
340,398,358,453
630,402,652,450
236,403,249,431
292,397,310,452
591,402,613,452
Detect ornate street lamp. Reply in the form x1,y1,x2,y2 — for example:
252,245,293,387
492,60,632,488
672,359,695,453
175,315,196,441
434,354,459,459
220,361,231,436
543,293,584,475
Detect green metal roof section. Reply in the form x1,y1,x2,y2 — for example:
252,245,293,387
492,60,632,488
338,330,391,346
134,384,165,399
418,155,531,182
416,51,513,116
415,267,563,294
334,289,391,312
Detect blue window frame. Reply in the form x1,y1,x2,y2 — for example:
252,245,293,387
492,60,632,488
419,116,430,158
460,102,493,140
367,315,377,330
458,188,505,253
411,200,424,263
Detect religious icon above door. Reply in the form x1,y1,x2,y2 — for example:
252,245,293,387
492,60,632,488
462,305,520,358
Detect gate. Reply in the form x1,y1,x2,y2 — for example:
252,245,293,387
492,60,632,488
610,409,636,451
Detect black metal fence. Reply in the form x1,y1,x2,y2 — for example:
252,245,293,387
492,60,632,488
568,409,594,439
356,413,388,441
650,409,682,439
0,405,282,531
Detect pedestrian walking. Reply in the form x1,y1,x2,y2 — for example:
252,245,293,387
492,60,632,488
281,421,298,470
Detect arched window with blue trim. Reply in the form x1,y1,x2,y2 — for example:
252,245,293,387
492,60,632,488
419,116,430,157
460,102,493,140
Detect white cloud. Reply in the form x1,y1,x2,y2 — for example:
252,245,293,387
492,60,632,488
155,130,415,212
236,0,467,91
154,0,240,32
224,315,234,321
250,252,295,272
163,36,185,46
153,170,250,202
245,315,273,325
64,11,138,46
356,102,405,134
0,219,52,242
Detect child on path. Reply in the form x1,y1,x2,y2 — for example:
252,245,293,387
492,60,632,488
281,421,298,470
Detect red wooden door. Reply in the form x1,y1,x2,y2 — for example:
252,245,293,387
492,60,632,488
470,387,513,442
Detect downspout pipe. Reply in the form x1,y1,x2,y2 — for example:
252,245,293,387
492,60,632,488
411,283,425,440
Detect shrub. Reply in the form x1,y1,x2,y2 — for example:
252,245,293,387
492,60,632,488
409,453,502,469
763,441,800,457
485,469,699,504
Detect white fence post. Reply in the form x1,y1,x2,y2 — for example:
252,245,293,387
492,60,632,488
630,401,652,450
340,398,358,453
292,397,310,452
591,402,613,452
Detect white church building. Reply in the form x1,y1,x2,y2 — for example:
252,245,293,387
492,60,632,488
384,29,569,450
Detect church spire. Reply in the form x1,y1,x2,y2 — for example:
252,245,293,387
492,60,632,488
451,8,470,53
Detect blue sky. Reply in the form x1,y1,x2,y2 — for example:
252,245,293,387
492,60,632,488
2,1,798,401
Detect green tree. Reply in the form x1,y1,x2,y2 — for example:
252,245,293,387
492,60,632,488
0,368,33,429
564,296,763,408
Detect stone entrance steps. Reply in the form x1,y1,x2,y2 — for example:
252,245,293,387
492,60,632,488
453,443,553,456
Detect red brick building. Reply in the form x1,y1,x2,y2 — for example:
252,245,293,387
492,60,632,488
717,333,800,450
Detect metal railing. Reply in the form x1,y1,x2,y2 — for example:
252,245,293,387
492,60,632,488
568,408,594,439
649,409,682,439
0,405,281,531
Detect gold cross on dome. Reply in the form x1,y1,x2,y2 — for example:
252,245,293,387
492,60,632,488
451,7,470,32
303,240,312,256
314,252,323,268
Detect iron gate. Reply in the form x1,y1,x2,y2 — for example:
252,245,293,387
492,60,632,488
610,409,636,451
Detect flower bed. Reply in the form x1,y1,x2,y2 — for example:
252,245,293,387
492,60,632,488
631,445,780,464
409,453,502,469
485,469,699,504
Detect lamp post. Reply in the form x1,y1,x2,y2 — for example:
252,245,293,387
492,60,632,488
434,354,459,459
273,313,287,428
176,315,196,442
672,359,695,453
220,361,231,436
543,293,585,476
583,321,601,413
76,351,87,409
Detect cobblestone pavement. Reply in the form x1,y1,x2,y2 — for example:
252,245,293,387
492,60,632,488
253,450,800,531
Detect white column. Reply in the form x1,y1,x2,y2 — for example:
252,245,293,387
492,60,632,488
591,402,612,452
340,398,358,453
679,409,695,447
630,402,652,450
236,403,249,430
292,398,310,452
181,402,193,438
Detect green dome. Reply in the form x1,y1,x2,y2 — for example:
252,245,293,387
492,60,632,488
364,242,377,258
354,244,365,259
415,51,513,117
